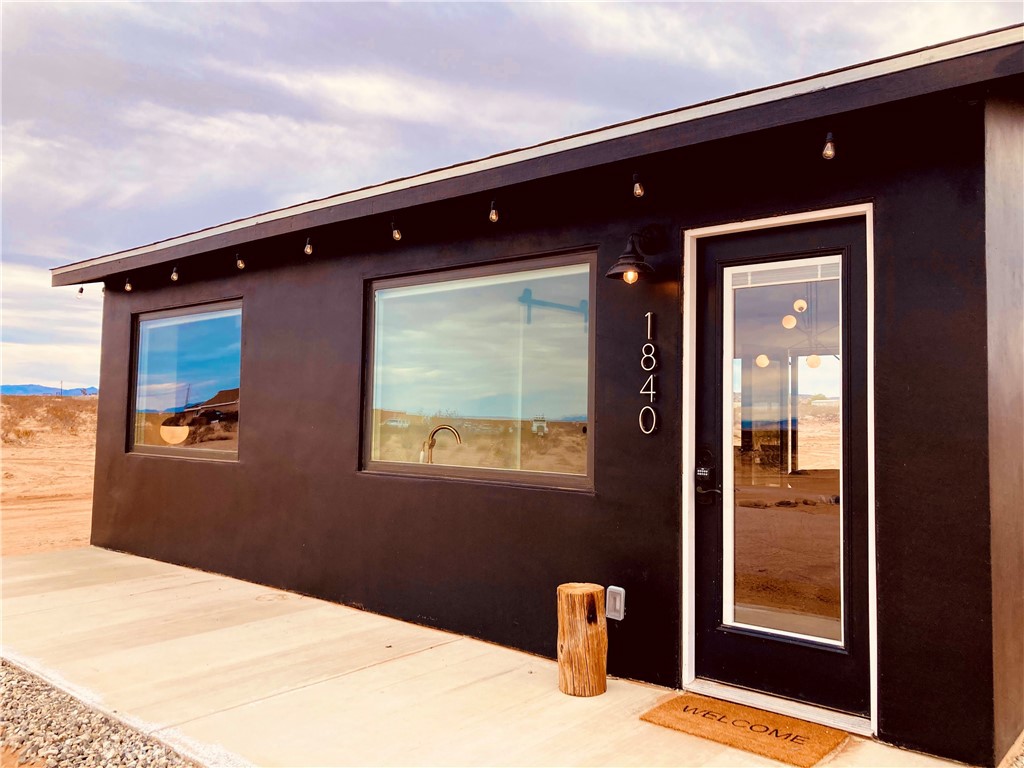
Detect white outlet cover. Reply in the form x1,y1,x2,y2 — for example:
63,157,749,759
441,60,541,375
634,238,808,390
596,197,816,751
607,586,625,620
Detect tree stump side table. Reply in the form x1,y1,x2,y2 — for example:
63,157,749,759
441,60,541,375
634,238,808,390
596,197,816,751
556,582,608,696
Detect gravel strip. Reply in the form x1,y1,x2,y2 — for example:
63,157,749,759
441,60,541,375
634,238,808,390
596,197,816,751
1,659,203,768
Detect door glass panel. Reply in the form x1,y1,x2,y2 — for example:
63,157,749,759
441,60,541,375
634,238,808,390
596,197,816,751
722,255,842,643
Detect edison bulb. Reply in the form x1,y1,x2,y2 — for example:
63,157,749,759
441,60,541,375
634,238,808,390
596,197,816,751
822,133,836,160
304,238,313,256
623,270,639,285
170,267,179,282
236,257,246,270
807,354,822,369
392,227,402,241
124,279,133,292
782,314,797,329
633,181,644,198
755,354,770,368
793,299,808,313
489,208,499,223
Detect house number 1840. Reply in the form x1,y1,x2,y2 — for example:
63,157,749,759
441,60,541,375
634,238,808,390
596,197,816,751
640,311,657,434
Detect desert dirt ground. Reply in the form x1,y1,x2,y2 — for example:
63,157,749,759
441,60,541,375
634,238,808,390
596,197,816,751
1,396,97,767
1,395,95,557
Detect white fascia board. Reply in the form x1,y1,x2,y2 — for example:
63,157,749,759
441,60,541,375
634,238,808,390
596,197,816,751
51,26,1023,279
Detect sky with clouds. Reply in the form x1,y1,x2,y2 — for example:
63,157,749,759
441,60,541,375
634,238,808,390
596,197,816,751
2,1,1021,389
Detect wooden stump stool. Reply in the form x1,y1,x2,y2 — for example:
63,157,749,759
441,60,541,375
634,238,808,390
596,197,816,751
557,582,608,696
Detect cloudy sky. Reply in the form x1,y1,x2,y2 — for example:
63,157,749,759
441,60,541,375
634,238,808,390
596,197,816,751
2,2,1020,389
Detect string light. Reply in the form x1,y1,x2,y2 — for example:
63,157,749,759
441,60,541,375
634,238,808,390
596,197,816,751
124,279,133,292
170,266,179,282
304,237,313,256
489,201,499,223
391,221,402,241
236,254,246,270
822,132,836,160
632,173,644,198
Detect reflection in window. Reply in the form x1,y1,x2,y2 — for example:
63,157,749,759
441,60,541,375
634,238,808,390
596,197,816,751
369,261,590,477
133,303,242,455
725,256,843,642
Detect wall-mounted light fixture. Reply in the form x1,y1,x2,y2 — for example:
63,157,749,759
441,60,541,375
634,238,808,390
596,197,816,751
822,132,836,160
632,173,645,198
170,266,179,282
605,227,664,284
489,200,499,223
124,279,133,292
236,254,246,270
304,237,313,255
391,221,402,241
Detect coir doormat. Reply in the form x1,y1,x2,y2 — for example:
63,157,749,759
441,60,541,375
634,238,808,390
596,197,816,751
640,693,848,767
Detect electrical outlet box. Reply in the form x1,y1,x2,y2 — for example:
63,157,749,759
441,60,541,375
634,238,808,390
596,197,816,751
606,586,625,620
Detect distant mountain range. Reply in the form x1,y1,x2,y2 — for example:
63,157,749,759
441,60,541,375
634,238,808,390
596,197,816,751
1,384,98,396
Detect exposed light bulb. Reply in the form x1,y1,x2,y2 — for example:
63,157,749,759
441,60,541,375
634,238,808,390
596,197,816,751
755,354,771,368
489,201,499,223
124,279,133,292
236,255,246,270
793,299,808,313
170,267,179,282
623,270,639,285
304,237,313,256
782,314,797,329
807,354,822,369
391,222,402,241
822,132,836,160
632,173,644,198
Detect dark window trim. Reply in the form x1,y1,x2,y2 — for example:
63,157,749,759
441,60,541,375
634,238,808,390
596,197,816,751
362,250,596,489
128,298,243,460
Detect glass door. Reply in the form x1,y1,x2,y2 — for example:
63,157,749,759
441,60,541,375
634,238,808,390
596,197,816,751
694,218,869,716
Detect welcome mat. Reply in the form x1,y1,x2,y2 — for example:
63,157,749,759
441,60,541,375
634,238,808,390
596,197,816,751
640,693,848,767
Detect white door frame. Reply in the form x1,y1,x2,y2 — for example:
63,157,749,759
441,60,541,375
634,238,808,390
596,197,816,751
680,203,877,736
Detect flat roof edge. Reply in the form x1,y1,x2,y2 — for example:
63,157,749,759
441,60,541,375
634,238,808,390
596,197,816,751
52,25,1024,281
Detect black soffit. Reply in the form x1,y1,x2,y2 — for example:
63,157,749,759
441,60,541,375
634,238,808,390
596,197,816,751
50,26,1024,287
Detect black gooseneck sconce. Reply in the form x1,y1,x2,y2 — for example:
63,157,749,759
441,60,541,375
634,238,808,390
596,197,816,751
605,225,664,285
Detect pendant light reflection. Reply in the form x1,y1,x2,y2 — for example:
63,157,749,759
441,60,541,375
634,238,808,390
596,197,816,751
755,354,771,368
822,132,836,160
807,354,822,369
304,237,313,256
391,221,402,241
489,201,499,223
793,298,808,313
782,314,797,329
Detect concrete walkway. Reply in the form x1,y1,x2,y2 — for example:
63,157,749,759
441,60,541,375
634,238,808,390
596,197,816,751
2,547,954,767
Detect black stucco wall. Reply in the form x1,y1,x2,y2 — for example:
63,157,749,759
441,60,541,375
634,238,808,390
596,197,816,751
92,90,1008,764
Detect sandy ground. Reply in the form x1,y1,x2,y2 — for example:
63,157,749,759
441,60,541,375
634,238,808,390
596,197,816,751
1,396,95,557
1,397,96,767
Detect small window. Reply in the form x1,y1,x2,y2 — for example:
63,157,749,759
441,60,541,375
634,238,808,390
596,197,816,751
366,255,593,485
131,301,242,458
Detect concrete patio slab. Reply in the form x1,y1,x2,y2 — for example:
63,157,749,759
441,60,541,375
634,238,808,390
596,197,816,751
1,547,957,767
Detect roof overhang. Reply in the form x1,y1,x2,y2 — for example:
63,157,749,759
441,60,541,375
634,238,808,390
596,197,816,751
52,25,1023,287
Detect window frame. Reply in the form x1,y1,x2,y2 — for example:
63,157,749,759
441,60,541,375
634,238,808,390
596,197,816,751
128,298,243,461
362,251,596,490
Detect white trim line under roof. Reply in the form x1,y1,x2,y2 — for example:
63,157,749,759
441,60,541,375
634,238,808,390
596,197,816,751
52,25,1022,278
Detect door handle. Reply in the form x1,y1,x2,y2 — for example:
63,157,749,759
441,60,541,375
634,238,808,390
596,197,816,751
695,486,722,496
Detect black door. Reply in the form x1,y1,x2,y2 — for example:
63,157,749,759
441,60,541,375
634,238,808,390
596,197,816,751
694,217,870,716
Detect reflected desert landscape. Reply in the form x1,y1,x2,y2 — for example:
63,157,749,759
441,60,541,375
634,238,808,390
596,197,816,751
732,397,842,639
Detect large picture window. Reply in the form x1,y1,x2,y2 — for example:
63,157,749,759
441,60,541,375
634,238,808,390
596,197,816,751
132,301,242,457
366,256,592,484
